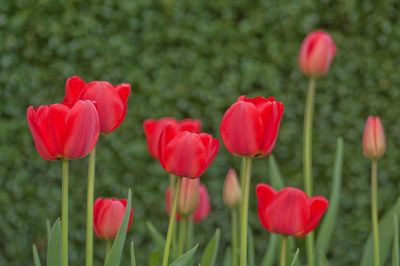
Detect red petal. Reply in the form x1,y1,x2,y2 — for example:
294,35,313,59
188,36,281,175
302,196,329,236
193,184,211,222
179,119,202,133
158,123,180,169
63,76,86,106
258,100,284,155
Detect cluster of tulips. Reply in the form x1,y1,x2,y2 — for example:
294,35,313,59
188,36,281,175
27,30,390,266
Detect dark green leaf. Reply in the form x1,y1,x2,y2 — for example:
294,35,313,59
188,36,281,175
223,246,231,266
269,155,284,190
261,233,280,266
47,218,61,266
200,229,220,266
146,221,165,249
169,244,198,266
393,215,399,266
131,241,137,266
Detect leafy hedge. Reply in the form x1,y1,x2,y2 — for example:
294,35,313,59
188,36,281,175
1,0,400,264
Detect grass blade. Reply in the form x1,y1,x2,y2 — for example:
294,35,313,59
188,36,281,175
170,244,198,266
32,245,42,266
131,241,137,266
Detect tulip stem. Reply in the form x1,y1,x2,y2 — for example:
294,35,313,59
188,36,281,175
371,159,380,266
85,148,96,266
232,208,239,266
280,236,287,266
105,240,112,262
162,177,181,266
177,217,188,257
169,174,177,258
61,159,69,266
303,77,316,266
240,157,252,266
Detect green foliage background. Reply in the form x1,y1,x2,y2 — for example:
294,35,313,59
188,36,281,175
1,0,400,265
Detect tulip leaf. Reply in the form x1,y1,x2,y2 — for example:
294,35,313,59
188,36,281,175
105,189,132,266
393,215,399,266
269,154,284,190
146,221,165,249
361,194,400,266
247,226,255,266
317,250,330,266
223,246,231,266
261,233,279,266
316,137,344,256
47,218,61,266
130,241,137,266
148,250,162,266
32,245,42,266
46,219,51,242
290,249,300,266
200,228,220,266
169,243,198,266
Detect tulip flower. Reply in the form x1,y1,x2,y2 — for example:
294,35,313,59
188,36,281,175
178,178,200,216
363,116,386,160
93,197,133,240
223,169,241,209
158,124,219,179
298,31,336,77
63,75,131,134
256,184,328,237
27,100,100,160
193,184,211,222
143,117,201,158
220,95,284,157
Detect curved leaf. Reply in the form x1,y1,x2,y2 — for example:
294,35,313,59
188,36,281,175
170,244,198,266
131,241,137,266
200,229,220,266
223,246,231,266
261,234,280,266
32,245,42,266
146,221,165,249
290,249,300,266
269,155,284,190
47,218,61,266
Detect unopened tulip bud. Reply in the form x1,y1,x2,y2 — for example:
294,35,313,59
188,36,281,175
178,178,200,216
298,31,336,77
363,116,386,160
223,169,241,208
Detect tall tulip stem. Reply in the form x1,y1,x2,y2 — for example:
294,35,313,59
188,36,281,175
240,157,252,266
85,148,96,266
371,160,380,266
232,208,239,266
177,217,188,257
105,240,112,262
61,159,69,266
303,77,316,266
280,236,287,266
162,177,181,266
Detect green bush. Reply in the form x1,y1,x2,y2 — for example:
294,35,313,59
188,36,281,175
1,0,400,264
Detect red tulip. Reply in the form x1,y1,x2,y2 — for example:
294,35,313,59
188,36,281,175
298,31,336,77
93,197,133,240
158,124,219,178
63,76,131,134
193,184,211,222
27,101,100,160
220,96,284,157
363,116,386,160
165,183,211,222
143,117,201,158
256,184,328,237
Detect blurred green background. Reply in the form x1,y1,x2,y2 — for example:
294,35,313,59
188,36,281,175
1,0,400,265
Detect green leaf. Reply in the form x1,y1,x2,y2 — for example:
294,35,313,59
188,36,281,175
130,241,137,266
46,219,51,242
32,245,42,266
223,246,231,266
393,215,399,266
105,189,132,266
146,221,165,249
361,195,400,266
200,229,220,266
316,137,344,256
169,244,198,266
148,250,162,266
261,233,280,266
47,218,61,266
290,249,300,266
247,227,255,266
317,250,330,266
269,154,284,190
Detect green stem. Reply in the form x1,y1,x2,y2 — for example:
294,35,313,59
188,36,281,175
85,148,96,266
240,157,252,266
105,240,112,264
371,160,380,266
232,208,238,266
177,217,188,257
280,236,287,266
162,177,181,266
61,160,69,266
169,174,177,259
303,77,316,266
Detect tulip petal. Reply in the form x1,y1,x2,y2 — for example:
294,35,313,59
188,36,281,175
27,106,54,160
256,184,277,231
303,196,329,236
259,100,284,155
158,123,180,169
198,133,219,177
180,119,202,133
193,184,211,222
63,76,86,106
116,84,131,103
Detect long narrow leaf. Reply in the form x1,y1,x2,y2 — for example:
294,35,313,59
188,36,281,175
269,154,284,190
131,241,137,266
290,249,300,266
148,250,162,266
146,221,165,249
223,247,231,266
361,195,400,266
316,137,344,256
261,234,280,266
248,227,255,266
105,189,132,266
47,218,61,266
32,245,42,266
393,215,399,266
170,244,198,266
200,229,220,266
46,220,51,242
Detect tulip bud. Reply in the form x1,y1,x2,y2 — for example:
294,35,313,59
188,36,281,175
298,31,336,77
178,178,200,216
363,116,386,160
223,169,241,208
